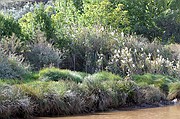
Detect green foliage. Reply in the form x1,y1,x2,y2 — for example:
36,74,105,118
156,9,180,43
16,81,82,116
18,12,34,39
0,13,22,38
95,80,141,105
0,75,37,85
72,0,84,13
168,82,180,100
63,25,120,73
109,0,179,42
132,73,178,84
120,0,172,40
39,67,84,83
85,71,122,81
19,4,55,40
51,0,78,48
79,0,130,32
0,48,30,79
132,73,178,94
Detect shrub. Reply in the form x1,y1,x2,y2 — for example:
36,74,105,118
25,32,65,70
39,67,84,83
0,13,22,38
63,25,120,73
107,35,180,78
0,48,30,79
18,3,55,40
82,78,144,109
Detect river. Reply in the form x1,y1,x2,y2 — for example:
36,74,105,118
38,105,180,119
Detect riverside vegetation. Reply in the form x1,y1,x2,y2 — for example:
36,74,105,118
0,0,180,118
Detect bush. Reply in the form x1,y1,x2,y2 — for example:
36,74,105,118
39,67,84,83
107,35,180,78
0,48,30,79
25,32,65,70
0,13,22,38
18,3,55,40
82,78,143,109
63,25,120,73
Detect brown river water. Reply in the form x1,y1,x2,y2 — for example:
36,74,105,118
38,105,180,119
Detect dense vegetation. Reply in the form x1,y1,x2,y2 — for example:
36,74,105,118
0,0,180,118
0,70,178,118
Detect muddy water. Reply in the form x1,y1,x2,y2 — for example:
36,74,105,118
38,105,180,119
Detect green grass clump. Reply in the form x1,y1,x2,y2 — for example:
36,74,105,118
132,73,177,84
168,82,180,100
16,80,82,116
0,72,39,85
85,71,122,82
132,73,178,94
39,68,86,83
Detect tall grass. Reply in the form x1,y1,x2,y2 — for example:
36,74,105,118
0,70,173,118
0,83,34,119
168,82,180,100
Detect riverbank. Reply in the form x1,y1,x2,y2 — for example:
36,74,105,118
1,70,180,119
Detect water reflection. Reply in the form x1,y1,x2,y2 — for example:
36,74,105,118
38,105,180,119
